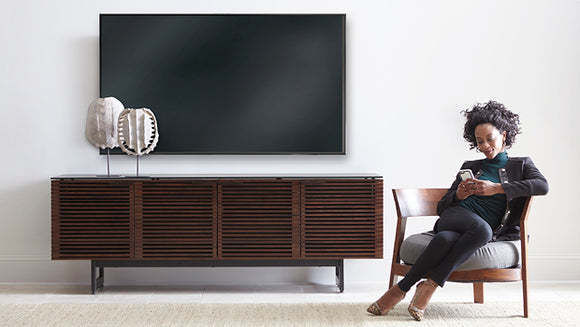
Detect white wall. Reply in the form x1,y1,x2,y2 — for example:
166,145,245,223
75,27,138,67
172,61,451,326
1,0,579,286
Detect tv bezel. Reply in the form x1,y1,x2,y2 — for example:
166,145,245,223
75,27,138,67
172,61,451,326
99,13,346,155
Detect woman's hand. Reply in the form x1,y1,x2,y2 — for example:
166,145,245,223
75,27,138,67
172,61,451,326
471,179,504,196
456,179,504,200
456,180,476,200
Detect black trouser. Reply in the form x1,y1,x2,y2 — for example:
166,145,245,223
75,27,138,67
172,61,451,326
397,206,493,292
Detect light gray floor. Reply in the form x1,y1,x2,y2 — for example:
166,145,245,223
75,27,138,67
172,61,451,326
0,282,578,304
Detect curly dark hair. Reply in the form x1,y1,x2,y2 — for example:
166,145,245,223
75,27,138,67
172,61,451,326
462,100,521,150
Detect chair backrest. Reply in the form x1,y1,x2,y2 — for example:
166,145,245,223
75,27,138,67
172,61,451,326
392,188,448,218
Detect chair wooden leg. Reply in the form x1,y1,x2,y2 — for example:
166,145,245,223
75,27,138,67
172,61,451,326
389,271,396,289
521,209,530,318
522,279,529,318
473,282,484,303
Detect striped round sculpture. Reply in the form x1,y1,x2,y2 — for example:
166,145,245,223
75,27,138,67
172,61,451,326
117,108,159,156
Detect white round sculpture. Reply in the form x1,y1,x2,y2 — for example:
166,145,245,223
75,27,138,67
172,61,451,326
85,97,125,149
117,108,159,156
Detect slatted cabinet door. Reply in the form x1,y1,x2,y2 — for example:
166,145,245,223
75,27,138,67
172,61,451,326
52,176,383,263
51,180,133,259
301,179,383,259
218,180,300,259
136,180,217,259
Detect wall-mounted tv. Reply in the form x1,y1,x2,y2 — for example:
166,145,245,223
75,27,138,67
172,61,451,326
100,14,345,154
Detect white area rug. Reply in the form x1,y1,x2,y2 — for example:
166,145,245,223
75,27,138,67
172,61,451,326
1,301,576,326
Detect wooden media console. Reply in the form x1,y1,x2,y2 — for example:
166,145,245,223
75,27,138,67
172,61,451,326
51,174,383,293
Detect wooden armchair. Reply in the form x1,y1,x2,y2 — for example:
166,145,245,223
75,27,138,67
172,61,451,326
389,188,533,318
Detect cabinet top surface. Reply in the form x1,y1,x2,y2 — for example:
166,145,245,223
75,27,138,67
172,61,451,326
52,173,382,180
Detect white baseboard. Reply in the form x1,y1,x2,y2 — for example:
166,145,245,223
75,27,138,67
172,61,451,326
528,255,580,281
0,255,50,261
0,255,578,284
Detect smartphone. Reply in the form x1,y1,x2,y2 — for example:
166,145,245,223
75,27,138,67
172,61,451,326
459,169,475,183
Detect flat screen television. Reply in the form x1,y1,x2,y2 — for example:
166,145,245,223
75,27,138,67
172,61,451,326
99,14,345,154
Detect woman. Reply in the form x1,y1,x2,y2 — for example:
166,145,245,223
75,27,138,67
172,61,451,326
367,101,548,321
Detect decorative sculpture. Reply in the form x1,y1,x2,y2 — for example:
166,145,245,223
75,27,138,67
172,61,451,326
85,97,125,176
117,108,159,175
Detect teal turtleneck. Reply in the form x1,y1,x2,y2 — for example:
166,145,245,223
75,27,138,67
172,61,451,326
460,151,509,229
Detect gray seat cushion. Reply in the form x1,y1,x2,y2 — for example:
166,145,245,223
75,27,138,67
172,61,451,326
399,232,521,271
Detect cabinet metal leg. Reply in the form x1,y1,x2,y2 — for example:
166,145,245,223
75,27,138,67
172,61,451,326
91,261,105,294
336,259,344,292
88,259,345,293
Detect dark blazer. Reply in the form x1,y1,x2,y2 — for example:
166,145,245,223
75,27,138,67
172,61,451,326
437,157,549,240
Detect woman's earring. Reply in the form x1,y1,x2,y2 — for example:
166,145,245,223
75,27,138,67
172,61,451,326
502,132,507,147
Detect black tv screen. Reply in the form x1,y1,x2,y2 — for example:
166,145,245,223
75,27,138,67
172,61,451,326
100,14,345,154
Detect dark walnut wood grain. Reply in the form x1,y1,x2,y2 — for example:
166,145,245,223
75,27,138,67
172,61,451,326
51,177,383,261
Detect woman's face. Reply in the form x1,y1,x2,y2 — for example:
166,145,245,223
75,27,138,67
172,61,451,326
474,123,506,159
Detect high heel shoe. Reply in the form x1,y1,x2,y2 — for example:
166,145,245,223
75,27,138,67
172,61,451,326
408,279,438,321
366,285,406,316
